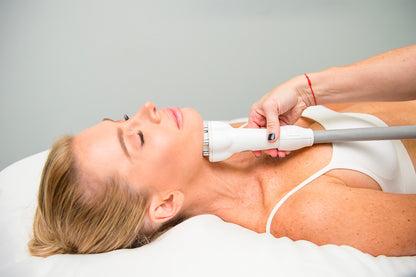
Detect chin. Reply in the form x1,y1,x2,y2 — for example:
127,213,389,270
182,108,203,128
182,107,204,157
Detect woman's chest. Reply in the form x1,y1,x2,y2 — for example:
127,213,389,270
260,142,383,216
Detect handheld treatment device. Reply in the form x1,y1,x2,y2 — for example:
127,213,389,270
203,121,416,162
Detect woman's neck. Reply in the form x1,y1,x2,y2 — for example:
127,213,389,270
182,152,279,233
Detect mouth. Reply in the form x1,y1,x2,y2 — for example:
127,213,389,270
163,107,183,129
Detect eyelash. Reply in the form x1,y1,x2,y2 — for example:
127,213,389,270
137,130,145,146
124,114,130,121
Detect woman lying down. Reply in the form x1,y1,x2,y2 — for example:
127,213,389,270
29,101,416,257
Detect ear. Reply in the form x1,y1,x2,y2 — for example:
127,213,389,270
148,191,184,225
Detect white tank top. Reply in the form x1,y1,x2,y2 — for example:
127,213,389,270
265,106,416,234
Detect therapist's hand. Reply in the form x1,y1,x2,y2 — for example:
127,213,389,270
248,76,313,158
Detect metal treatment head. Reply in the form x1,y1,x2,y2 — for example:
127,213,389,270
203,122,209,157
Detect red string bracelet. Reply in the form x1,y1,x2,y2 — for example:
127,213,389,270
304,73,317,106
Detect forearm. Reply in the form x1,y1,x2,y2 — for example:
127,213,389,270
307,45,416,105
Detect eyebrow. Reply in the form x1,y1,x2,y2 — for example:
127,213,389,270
117,128,131,158
102,118,131,158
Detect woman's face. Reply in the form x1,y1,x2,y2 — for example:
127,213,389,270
73,102,205,194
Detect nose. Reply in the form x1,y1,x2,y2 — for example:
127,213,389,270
138,101,161,123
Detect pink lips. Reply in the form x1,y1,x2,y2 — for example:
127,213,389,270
163,107,183,129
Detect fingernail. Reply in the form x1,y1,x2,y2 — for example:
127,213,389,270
268,133,275,141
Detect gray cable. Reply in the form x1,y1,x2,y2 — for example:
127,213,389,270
313,125,416,143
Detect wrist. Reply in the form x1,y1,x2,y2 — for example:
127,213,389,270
307,67,345,105
304,74,317,105
290,74,317,108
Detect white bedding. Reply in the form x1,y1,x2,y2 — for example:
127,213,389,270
1,151,415,277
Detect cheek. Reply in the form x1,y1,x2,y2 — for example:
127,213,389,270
150,135,181,158
146,136,194,179
144,135,187,180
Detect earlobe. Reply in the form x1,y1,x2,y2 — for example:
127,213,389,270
148,191,184,225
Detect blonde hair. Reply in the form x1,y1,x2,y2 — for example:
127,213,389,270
28,136,183,257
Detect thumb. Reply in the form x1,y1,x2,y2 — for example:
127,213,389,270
264,109,280,143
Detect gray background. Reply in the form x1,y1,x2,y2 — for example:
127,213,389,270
1,0,415,171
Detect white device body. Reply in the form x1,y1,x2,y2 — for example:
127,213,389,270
204,121,314,162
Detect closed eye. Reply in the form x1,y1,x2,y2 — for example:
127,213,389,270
116,114,143,146
137,130,144,146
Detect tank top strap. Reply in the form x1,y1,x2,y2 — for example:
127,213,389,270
265,165,331,234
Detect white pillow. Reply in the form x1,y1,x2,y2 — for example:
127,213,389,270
1,151,415,277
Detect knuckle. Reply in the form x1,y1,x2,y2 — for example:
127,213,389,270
267,121,279,129
263,98,278,111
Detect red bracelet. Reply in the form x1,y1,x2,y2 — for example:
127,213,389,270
304,73,317,106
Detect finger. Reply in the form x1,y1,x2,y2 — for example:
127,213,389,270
252,150,262,157
248,105,266,128
264,149,278,158
263,101,281,142
277,151,287,158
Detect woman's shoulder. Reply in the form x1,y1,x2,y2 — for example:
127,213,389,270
269,174,416,256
